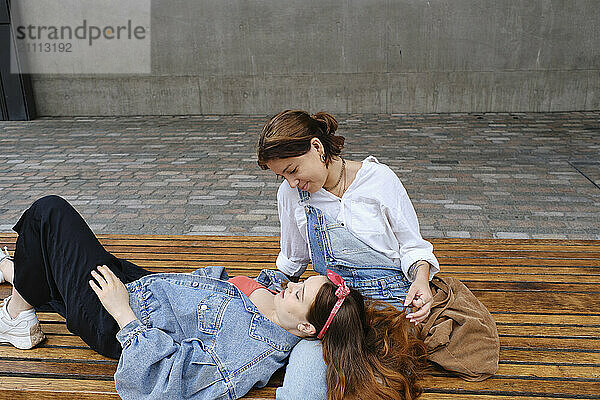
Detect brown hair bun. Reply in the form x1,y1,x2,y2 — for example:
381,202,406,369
312,112,339,136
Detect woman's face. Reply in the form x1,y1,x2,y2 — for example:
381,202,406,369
274,275,329,337
266,138,329,193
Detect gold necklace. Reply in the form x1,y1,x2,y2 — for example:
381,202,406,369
324,158,345,191
336,162,347,198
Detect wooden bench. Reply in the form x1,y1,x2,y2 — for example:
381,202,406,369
1,233,599,399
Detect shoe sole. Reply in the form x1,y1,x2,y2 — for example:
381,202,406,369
0,321,46,350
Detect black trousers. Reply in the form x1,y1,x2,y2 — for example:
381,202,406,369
12,195,151,359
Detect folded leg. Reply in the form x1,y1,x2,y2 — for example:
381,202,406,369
12,195,151,359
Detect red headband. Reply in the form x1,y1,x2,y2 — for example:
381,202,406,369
317,270,350,339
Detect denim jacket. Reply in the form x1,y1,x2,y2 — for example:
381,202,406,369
114,266,299,400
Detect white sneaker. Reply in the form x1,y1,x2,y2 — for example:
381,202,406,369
0,296,46,349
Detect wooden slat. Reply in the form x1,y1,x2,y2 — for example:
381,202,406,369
471,291,594,313
0,359,116,379
499,348,600,364
462,280,600,292
498,324,600,337
422,375,600,398
37,313,66,322
421,395,599,400
492,312,600,325
497,336,599,350
442,273,600,284
0,345,115,361
0,377,119,399
494,363,600,379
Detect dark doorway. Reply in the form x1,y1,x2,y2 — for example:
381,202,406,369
0,0,36,121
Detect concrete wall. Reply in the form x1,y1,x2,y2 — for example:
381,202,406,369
29,0,600,115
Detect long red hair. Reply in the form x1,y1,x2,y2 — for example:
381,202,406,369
307,282,428,400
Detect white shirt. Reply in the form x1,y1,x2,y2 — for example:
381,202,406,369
276,156,440,281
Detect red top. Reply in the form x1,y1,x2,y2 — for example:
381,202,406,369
228,276,277,297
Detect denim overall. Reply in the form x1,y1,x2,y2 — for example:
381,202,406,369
299,188,411,309
275,190,412,400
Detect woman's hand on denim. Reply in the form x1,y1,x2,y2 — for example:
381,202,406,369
89,265,137,329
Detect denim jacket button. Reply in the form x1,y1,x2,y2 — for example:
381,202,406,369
200,304,208,310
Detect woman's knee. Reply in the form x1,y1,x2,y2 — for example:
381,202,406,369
288,339,325,367
276,339,327,400
30,195,73,217
33,195,69,209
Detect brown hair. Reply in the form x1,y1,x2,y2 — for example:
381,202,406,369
257,110,345,169
307,282,428,400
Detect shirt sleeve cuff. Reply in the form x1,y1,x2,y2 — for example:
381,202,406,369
116,318,147,348
276,252,308,278
401,251,440,281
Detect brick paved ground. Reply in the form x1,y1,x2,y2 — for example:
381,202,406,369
1,112,599,239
